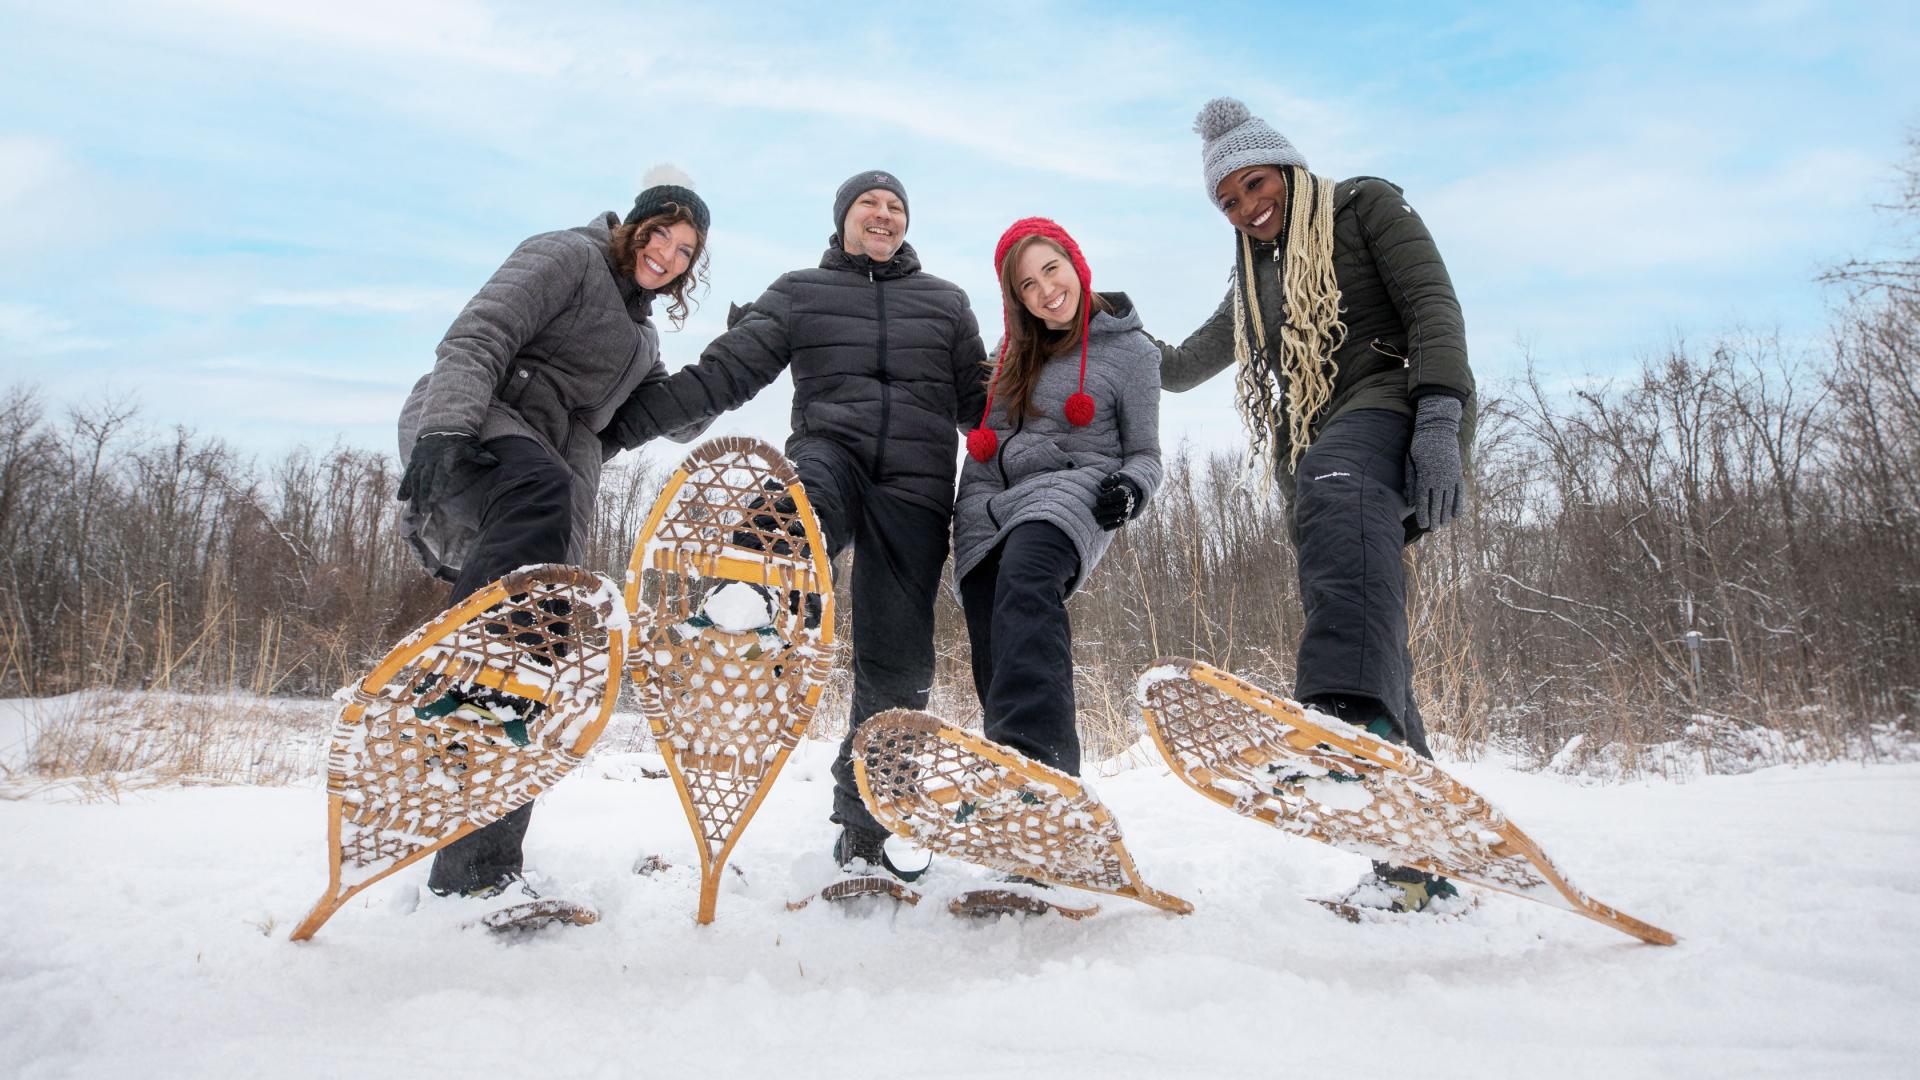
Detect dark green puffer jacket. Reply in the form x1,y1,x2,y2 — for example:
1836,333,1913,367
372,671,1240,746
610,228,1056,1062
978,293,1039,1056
1154,176,1475,493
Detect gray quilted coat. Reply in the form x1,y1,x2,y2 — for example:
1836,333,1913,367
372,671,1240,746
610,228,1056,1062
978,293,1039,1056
396,212,704,579
952,295,1162,597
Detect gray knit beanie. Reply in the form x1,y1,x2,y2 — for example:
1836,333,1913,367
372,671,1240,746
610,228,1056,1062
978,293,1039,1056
832,169,909,239
1194,97,1308,203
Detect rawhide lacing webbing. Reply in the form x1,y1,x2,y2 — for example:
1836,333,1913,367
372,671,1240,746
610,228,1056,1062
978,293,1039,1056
854,709,1189,913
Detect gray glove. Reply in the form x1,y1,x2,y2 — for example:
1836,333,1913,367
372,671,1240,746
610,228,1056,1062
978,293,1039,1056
1405,395,1465,531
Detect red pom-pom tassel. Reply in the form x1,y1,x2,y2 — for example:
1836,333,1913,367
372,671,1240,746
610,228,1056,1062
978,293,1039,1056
1063,392,1095,427
966,426,998,462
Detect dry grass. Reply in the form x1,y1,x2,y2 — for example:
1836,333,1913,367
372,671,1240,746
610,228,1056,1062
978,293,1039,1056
2,690,331,801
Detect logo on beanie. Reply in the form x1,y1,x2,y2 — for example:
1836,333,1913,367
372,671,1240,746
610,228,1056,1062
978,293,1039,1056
871,173,893,186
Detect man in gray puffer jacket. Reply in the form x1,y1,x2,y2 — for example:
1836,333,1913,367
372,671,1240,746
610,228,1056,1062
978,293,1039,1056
606,171,988,876
395,180,712,897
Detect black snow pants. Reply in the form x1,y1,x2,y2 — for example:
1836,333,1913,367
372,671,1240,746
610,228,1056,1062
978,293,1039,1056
1290,409,1433,759
794,441,954,842
958,522,1083,775
428,436,572,894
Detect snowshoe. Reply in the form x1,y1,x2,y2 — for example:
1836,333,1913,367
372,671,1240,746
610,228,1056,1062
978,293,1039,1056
851,709,1191,916
290,565,625,943
1136,657,1675,945
627,437,836,926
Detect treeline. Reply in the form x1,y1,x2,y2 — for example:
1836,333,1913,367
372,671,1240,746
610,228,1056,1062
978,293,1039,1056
4,160,1916,766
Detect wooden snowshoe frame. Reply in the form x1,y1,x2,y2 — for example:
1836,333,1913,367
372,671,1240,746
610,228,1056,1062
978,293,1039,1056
626,436,836,924
853,709,1192,915
1136,657,1676,945
290,565,625,942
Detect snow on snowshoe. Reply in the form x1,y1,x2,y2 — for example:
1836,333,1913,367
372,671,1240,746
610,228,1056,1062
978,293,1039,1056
1135,657,1675,945
626,436,836,924
852,709,1192,917
290,565,626,942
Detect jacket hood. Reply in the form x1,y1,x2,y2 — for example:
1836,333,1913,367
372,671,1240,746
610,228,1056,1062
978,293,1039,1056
820,238,922,280
1088,291,1141,337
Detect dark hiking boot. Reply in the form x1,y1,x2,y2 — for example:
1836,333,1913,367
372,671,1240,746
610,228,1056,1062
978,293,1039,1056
428,870,527,901
1337,862,1463,915
833,826,930,883
1302,693,1404,745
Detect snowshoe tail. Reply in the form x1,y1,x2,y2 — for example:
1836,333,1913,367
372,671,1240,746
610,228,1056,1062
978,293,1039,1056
786,876,923,911
476,899,600,934
1135,657,1675,946
949,888,1100,921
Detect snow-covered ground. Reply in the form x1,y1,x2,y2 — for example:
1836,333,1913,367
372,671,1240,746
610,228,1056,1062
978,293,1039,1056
3,703,1916,1078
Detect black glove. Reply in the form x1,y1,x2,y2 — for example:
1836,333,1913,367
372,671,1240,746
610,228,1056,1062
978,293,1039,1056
732,481,810,558
1094,473,1143,531
605,395,659,453
397,431,498,516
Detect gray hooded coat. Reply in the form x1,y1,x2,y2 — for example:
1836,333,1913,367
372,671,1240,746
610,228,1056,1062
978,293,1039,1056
397,212,704,578
952,295,1162,597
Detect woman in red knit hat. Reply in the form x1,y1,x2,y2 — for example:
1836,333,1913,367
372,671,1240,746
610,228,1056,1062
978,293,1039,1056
952,218,1163,775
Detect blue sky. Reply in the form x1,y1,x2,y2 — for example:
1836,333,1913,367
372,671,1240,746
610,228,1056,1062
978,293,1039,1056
2,0,1916,463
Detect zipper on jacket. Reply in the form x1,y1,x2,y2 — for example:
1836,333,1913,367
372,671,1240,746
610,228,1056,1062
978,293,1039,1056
994,414,1024,490
870,273,891,480
1369,337,1410,368
984,414,1024,530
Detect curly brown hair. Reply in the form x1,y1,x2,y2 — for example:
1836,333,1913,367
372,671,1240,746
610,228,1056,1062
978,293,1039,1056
609,203,709,328
988,236,1112,421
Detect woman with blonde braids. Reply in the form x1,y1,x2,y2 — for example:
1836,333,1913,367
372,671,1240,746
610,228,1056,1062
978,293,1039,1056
1151,97,1476,916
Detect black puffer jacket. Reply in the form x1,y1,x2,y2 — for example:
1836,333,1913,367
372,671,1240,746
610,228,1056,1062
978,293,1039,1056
614,240,988,515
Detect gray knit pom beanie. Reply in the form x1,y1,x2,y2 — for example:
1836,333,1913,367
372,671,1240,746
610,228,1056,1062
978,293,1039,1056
1194,97,1308,203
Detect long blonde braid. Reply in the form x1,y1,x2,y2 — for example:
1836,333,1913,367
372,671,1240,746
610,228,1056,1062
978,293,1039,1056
1231,166,1346,478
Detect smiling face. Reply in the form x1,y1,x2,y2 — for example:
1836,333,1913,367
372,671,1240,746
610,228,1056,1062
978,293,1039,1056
1011,239,1082,331
840,189,908,262
632,220,699,291
1214,164,1288,243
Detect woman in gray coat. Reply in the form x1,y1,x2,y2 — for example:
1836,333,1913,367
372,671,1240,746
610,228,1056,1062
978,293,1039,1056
393,171,712,898
955,218,1162,776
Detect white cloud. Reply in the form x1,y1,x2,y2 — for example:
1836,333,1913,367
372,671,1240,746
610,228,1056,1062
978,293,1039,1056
148,0,572,74
0,136,116,258
253,287,470,314
0,302,113,355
